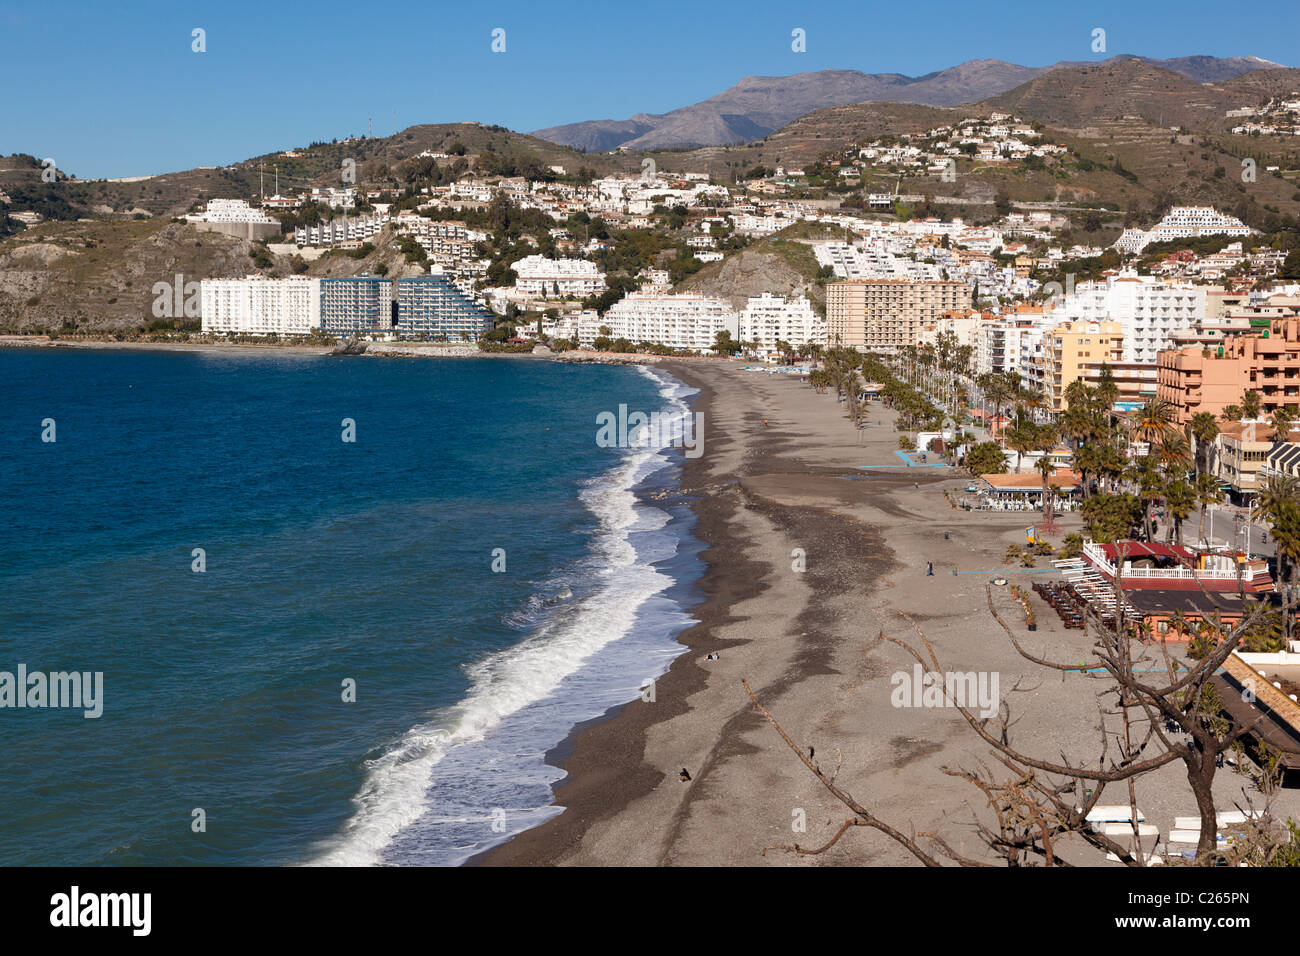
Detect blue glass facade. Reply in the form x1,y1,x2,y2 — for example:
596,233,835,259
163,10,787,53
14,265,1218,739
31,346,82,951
319,275,393,336
395,275,494,341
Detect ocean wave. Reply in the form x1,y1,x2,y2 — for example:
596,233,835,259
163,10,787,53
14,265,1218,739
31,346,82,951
309,367,697,866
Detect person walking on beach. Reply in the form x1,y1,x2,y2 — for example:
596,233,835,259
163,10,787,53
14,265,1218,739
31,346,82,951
926,561,934,576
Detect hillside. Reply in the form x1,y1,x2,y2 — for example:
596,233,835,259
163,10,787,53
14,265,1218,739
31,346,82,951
0,219,427,333
677,62,1300,228
674,237,827,313
1,124,649,225
984,60,1237,131
532,55,1287,152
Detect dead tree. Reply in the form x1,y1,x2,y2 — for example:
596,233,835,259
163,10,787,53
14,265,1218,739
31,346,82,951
747,570,1291,866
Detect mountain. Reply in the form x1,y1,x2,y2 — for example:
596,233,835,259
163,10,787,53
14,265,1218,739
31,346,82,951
982,59,1240,130
532,55,1287,152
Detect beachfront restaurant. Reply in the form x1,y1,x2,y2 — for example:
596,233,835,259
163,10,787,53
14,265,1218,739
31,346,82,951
968,472,1081,512
1050,539,1287,641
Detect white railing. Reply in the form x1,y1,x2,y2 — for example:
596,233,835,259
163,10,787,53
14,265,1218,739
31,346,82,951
1259,464,1300,481
1082,539,1267,583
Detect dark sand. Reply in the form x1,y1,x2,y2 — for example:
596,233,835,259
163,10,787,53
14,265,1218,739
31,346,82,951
477,360,1300,866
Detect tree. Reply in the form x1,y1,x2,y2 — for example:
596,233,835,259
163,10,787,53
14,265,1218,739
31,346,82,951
1164,479,1196,546
1242,390,1263,421
980,373,1014,438
1195,472,1224,547
1156,432,1191,477
1272,406,1295,441
1035,454,1057,526
1081,491,1144,542
965,441,1007,477
1031,423,1060,526
1251,475,1300,599
746,574,1299,864
1132,397,1174,447
1221,404,1243,423
1190,411,1220,478
712,330,742,356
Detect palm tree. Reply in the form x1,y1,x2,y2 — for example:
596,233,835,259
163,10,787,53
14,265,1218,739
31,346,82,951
1032,423,1060,526
1242,390,1263,422
1271,406,1294,442
1131,457,1165,541
1062,379,1092,411
1220,403,1243,423
1005,418,1036,473
1156,432,1192,477
1164,479,1196,546
1194,473,1224,547
1095,364,1119,410
1132,397,1175,448
1252,474,1300,644
1034,454,1057,528
1189,412,1219,479
982,373,1013,440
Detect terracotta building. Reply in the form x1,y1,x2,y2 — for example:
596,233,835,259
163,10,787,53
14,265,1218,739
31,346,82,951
1157,317,1300,425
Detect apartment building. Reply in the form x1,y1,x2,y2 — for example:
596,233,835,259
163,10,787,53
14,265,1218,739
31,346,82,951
549,310,604,348
296,212,390,247
1213,422,1285,499
737,293,825,360
826,279,969,350
319,275,394,337
511,255,606,297
1113,206,1253,254
974,317,1040,378
199,275,320,336
185,198,281,241
918,309,996,350
1048,272,1206,364
1158,317,1300,424
1043,320,1125,411
395,275,494,340
603,293,739,352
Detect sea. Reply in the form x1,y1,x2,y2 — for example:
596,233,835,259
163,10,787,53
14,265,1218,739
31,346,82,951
0,348,703,865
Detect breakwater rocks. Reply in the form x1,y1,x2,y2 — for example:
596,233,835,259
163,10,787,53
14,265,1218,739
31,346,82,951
361,343,481,358
553,352,662,365
330,338,368,356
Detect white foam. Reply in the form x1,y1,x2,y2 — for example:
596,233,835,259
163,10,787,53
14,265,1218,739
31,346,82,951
310,369,695,866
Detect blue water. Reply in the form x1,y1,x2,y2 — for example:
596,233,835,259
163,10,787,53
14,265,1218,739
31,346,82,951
0,348,702,865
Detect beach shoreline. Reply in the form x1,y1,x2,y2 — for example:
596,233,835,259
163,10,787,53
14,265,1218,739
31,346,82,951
0,335,733,367
475,358,930,866
472,358,1294,867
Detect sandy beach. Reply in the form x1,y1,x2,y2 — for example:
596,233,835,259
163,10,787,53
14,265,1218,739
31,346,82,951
478,359,1300,867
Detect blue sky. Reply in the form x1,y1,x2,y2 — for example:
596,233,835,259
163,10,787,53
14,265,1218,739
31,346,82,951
1,0,1296,179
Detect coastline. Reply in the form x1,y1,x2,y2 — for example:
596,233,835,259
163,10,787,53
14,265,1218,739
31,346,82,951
0,335,715,366
473,359,1239,867
475,358,929,866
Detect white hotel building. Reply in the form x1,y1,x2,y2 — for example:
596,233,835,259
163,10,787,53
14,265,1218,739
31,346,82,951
1047,272,1207,364
603,293,740,352
296,211,390,247
185,198,276,224
511,255,606,297
737,293,825,360
1114,206,1252,254
200,275,321,336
